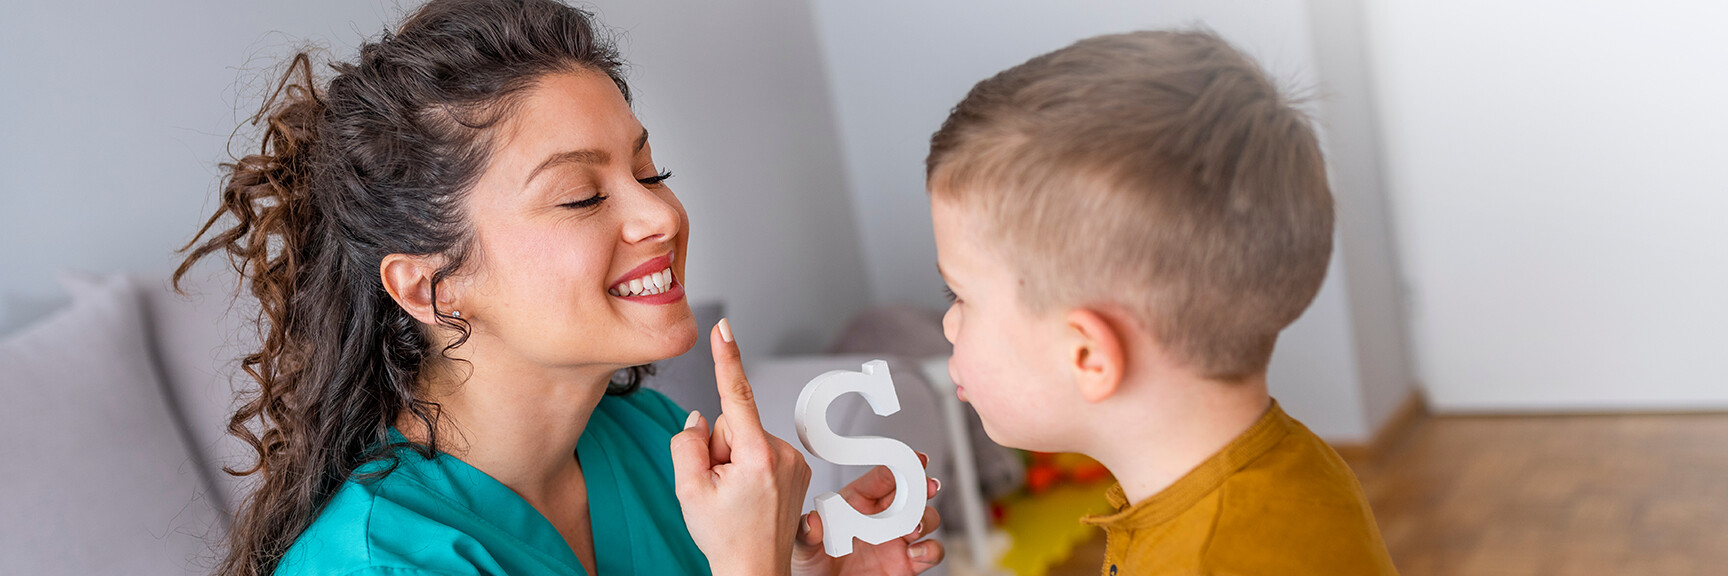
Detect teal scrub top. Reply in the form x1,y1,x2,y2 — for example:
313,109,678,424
275,389,713,576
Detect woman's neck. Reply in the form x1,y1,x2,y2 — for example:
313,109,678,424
399,345,617,502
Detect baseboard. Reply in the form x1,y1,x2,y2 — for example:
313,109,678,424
1332,392,1427,467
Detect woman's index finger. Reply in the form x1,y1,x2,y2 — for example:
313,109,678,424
710,319,765,433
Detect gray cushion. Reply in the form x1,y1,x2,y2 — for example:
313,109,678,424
139,267,259,514
0,274,219,576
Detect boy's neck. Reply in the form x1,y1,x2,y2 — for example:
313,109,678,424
1083,371,1272,505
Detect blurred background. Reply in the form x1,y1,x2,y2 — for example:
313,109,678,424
3,1,1726,575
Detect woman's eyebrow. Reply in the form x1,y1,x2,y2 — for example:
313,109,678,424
525,149,608,186
523,128,650,187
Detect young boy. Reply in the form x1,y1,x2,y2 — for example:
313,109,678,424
927,30,1398,574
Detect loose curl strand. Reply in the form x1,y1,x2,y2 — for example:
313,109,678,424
173,2,647,575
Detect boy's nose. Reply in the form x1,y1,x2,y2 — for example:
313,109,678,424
941,306,960,343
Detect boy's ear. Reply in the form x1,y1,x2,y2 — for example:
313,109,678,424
380,253,456,326
1064,307,1127,404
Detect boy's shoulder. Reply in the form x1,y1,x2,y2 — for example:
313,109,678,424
1085,403,1398,575
1223,411,1374,509
1201,411,1398,574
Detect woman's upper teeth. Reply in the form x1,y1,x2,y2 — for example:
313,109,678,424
610,267,675,297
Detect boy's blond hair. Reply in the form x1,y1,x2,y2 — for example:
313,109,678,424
927,30,1333,380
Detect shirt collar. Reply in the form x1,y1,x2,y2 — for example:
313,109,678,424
1081,399,1293,530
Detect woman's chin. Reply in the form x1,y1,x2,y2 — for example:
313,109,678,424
622,316,701,365
658,315,701,359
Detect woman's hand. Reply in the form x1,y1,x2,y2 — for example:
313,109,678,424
672,319,813,576
791,457,946,576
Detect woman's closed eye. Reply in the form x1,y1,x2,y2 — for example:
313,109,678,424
560,193,609,209
942,284,960,304
638,169,673,186
556,168,670,210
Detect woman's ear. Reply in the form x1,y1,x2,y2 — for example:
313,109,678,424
380,254,454,325
1065,308,1127,404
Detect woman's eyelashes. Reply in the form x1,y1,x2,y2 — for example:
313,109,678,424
942,284,959,304
638,168,673,186
560,193,608,209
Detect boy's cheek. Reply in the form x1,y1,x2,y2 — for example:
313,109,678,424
948,347,976,389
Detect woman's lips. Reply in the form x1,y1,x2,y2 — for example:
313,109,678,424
608,252,681,303
608,253,675,293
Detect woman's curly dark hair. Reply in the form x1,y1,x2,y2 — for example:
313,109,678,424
174,1,647,574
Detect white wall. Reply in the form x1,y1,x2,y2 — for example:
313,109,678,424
1366,1,1728,411
0,0,871,356
1306,0,1419,433
586,0,870,355
809,0,1407,440
0,0,399,333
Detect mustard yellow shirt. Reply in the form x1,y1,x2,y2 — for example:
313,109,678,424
1080,401,1398,575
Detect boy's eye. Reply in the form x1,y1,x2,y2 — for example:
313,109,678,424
560,193,608,209
941,285,959,304
638,169,674,186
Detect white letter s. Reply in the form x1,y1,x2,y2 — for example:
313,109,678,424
793,360,927,557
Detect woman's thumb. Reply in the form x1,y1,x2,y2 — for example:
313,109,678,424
670,411,713,498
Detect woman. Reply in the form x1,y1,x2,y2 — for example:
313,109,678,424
176,1,944,574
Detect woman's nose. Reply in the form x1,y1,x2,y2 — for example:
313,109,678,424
621,185,682,244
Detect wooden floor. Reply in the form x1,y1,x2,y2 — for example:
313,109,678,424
1354,412,1728,576
1044,412,1728,576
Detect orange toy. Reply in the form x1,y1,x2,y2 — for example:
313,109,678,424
1023,452,1112,494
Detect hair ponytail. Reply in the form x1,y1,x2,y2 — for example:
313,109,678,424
173,2,640,574
175,51,357,576
179,52,322,478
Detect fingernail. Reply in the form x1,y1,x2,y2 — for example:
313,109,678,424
800,513,812,534
685,410,701,430
916,521,924,535
908,545,926,559
718,318,734,343
932,477,942,494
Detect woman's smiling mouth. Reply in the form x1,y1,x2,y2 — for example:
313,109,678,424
608,253,684,303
